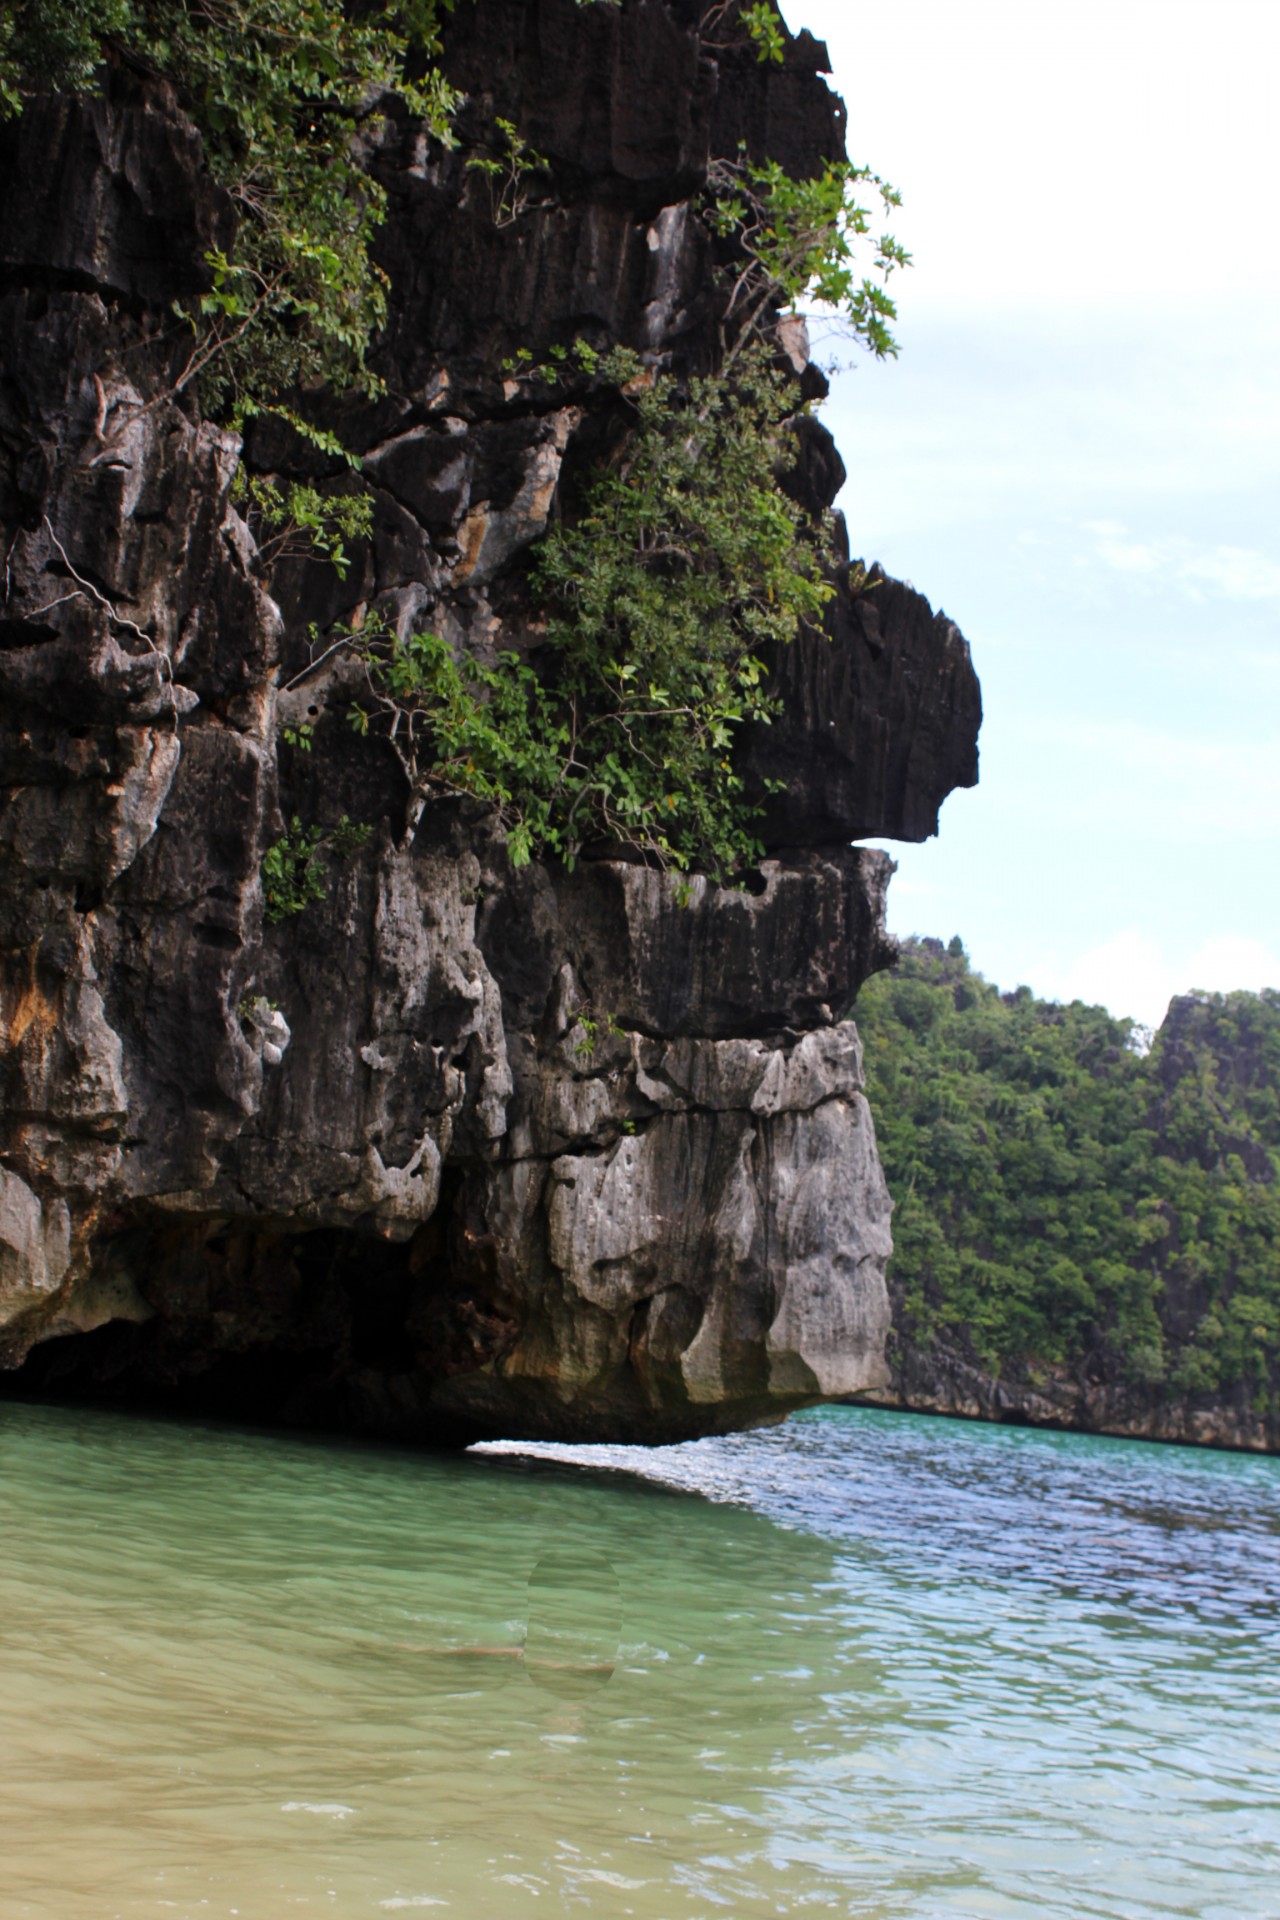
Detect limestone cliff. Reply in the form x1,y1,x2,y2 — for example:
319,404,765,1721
0,0,980,1442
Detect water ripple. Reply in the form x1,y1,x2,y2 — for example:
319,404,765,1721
1,1401,1277,1917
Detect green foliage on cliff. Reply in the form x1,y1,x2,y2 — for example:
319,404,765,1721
528,345,833,874
857,939,1280,1414
261,812,371,922
2,0,906,408
708,154,909,362
343,345,832,875
0,0,129,108
7,0,904,882
1,0,457,410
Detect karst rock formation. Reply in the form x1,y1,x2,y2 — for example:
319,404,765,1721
0,0,980,1442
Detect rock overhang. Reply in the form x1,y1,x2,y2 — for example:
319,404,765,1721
0,0,979,1443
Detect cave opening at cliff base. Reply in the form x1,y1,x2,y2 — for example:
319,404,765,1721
1,1210,518,1446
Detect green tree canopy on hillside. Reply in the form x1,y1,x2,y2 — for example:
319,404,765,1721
856,940,1280,1415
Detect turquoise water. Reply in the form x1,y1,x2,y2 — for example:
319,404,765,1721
1,1401,1277,1918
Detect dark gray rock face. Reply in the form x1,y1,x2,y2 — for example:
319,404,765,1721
858,1343,1280,1455
743,568,984,847
0,1,979,1441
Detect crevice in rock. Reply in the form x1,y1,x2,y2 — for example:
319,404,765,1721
0,262,155,319
0,620,61,652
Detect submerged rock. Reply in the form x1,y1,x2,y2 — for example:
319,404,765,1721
0,1,979,1441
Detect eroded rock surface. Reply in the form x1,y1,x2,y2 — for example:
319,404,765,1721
0,0,978,1441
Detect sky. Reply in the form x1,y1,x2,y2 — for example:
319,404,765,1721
784,0,1280,1028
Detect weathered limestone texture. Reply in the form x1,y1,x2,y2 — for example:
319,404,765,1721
0,0,979,1441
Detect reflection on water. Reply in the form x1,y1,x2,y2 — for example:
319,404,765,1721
1,1400,1277,1918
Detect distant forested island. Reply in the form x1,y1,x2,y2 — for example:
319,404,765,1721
855,939,1280,1449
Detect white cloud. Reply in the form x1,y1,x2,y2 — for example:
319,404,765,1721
827,307,1280,557
1239,645,1280,690
1180,546,1280,603
1084,520,1160,575
1048,931,1280,1029
785,0,1280,1016
997,717,1280,846
795,0,1280,307
1086,521,1280,603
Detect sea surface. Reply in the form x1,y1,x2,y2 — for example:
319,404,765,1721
0,1399,1277,1919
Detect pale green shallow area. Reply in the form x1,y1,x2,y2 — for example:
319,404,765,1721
1,1400,1278,1919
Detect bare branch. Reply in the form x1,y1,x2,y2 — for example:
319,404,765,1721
23,591,86,619
40,518,153,645
280,632,361,693
34,516,180,730
82,276,286,470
